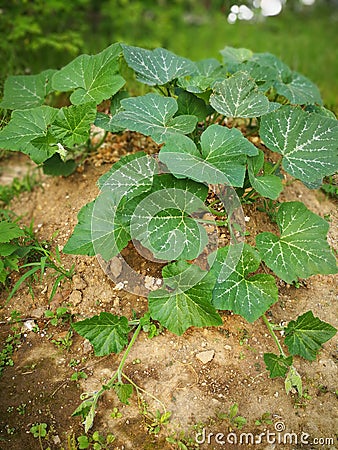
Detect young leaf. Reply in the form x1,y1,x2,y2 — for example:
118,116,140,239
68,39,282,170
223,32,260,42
113,382,133,405
285,365,303,396
247,150,283,199
159,124,258,187
176,90,209,122
264,353,293,378
63,201,96,256
0,106,58,163
210,244,278,322
122,44,195,86
129,175,209,260
52,43,125,105
284,311,337,361
50,102,97,146
42,153,77,177
94,91,129,132
210,72,271,118
0,222,25,243
148,261,222,336
256,202,337,284
0,69,57,110
111,93,198,143
260,106,338,187
72,313,130,356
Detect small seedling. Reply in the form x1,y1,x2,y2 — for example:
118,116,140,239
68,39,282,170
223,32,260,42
77,431,115,449
51,329,73,351
70,371,88,381
44,307,72,326
110,407,122,419
255,412,273,426
217,403,247,430
30,423,49,450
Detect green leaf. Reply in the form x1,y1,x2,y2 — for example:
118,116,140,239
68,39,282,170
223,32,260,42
0,221,25,243
256,202,337,284
51,102,97,146
247,150,283,199
251,52,292,83
176,90,209,121
284,311,337,361
122,44,195,86
63,201,96,256
0,69,57,110
149,261,222,336
220,46,253,69
72,312,130,356
0,106,58,163
42,153,76,176
111,93,198,143
210,72,271,118
90,191,131,260
113,382,133,405
210,244,278,322
260,106,338,186
98,152,157,198
0,242,20,256
264,353,293,378
160,124,258,187
94,91,129,132
52,43,125,105
129,175,209,261
275,72,322,105
285,365,303,396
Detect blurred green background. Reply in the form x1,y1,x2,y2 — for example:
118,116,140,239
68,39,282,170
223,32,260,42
1,0,337,106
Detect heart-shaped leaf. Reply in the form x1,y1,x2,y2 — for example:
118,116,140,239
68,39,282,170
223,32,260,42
160,124,258,187
52,43,125,105
63,201,96,256
72,312,130,356
0,69,57,110
111,93,198,143
210,244,278,322
275,72,322,105
260,106,338,187
148,261,222,335
0,106,58,163
256,202,337,283
122,44,195,86
130,175,209,261
220,46,253,69
210,72,271,118
284,311,337,361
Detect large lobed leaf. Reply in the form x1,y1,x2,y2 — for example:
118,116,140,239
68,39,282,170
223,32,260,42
0,69,57,110
260,106,338,187
284,311,337,361
110,93,198,143
72,312,130,356
210,72,271,118
0,106,58,164
159,124,258,187
210,244,278,322
122,44,195,86
148,261,222,335
256,202,337,284
52,43,125,105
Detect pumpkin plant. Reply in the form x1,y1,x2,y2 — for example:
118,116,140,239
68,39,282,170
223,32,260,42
0,42,337,431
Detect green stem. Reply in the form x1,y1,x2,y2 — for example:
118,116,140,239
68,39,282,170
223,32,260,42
208,206,227,217
90,131,108,152
262,314,286,357
272,158,282,174
114,323,142,384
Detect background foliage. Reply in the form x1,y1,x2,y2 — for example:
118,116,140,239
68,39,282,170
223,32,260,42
0,0,337,107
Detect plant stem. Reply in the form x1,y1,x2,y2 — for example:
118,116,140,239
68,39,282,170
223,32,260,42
272,158,282,174
115,323,142,383
208,206,227,217
122,373,167,413
90,131,108,152
262,314,286,357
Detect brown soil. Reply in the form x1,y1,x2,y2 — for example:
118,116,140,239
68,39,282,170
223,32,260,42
0,133,337,450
